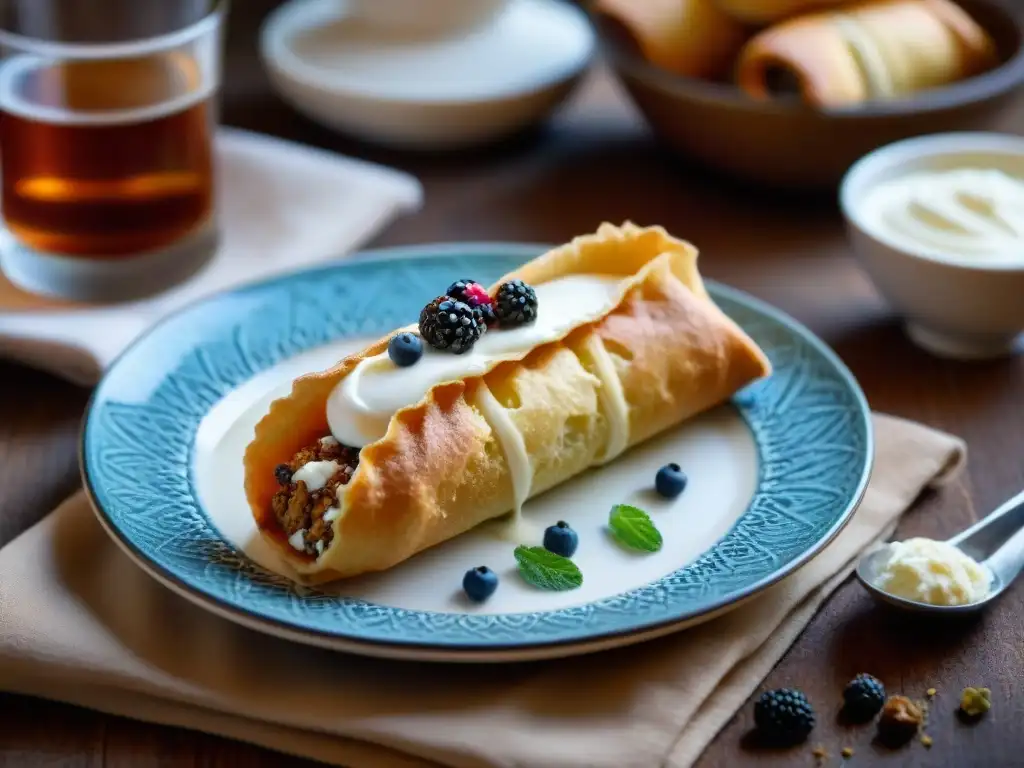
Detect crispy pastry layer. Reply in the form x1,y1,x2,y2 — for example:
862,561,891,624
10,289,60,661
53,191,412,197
244,222,771,582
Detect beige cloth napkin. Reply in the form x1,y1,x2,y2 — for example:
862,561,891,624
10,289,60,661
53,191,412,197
0,413,965,768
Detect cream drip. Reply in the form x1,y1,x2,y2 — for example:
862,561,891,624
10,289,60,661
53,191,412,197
473,380,532,529
326,274,625,447
581,334,630,464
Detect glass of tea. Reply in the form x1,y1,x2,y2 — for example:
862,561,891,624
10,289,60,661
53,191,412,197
0,0,226,302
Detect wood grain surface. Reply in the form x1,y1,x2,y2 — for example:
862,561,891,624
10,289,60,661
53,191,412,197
2,2,1024,766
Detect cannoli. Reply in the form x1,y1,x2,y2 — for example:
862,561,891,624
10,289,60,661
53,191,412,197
243,223,771,582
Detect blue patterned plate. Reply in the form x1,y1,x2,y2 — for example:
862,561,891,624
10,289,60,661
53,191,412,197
82,244,872,662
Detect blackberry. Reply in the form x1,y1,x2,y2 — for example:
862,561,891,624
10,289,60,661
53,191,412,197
447,278,496,330
754,688,815,744
419,296,482,354
493,279,538,327
843,673,886,722
474,302,497,331
446,278,488,307
274,463,293,486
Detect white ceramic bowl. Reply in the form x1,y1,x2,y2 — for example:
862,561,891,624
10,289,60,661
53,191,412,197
259,0,595,150
840,132,1024,360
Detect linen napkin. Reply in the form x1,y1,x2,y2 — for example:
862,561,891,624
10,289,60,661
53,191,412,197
0,126,423,385
0,412,965,768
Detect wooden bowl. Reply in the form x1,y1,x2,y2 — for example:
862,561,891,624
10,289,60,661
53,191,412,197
592,0,1024,188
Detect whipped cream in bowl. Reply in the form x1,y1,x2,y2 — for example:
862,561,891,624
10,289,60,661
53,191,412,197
857,167,1024,264
840,132,1024,360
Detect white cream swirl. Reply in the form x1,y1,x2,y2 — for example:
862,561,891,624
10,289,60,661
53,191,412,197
859,167,1024,263
326,274,624,447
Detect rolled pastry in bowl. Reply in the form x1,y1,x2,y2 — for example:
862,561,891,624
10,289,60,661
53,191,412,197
244,222,772,583
592,0,750,81
735,0,999,108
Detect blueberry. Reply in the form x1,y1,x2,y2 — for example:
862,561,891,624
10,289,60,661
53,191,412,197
274,463,293,485
462,566,498,602
388,332,423,367
543,521,579,557
655,463,687,498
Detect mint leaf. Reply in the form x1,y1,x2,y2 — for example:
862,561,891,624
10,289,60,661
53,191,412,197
514,546,583,591
608,504,663,552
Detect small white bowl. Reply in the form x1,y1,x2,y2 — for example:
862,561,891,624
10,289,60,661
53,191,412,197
840,132,1024,360
259,0,595,151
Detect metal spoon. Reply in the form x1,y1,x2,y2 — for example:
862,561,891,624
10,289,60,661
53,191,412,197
856,489,1024,615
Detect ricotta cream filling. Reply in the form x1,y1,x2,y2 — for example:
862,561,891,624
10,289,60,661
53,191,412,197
291,460,339,492
288,460,347,559
326,274,627,447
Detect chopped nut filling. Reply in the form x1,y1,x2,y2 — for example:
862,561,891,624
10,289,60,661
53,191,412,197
271,437,359,556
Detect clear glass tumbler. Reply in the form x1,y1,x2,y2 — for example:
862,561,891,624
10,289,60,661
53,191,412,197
0,0,227,302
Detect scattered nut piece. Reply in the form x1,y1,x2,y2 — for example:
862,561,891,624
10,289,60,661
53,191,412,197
812,745,828,762
842,746,855,758
926,688,937,698
878,694,924,745
960,687,992,718
921,734,934,748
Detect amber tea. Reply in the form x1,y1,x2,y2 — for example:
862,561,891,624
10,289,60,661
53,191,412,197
0,52,215,259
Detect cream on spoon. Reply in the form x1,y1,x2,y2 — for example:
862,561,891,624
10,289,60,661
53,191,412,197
856,488,1024,615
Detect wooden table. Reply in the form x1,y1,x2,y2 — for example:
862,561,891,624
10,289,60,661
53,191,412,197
3,3,1024,766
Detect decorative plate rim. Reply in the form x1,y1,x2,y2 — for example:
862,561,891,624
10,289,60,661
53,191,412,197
81,242,874,661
